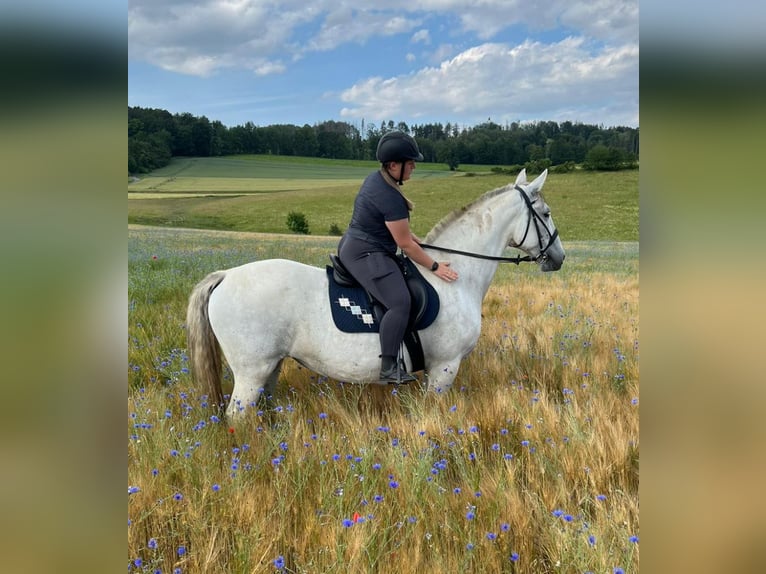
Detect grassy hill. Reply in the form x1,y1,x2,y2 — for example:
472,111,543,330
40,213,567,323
128,155,638,242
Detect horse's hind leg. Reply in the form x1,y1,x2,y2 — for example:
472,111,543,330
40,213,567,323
226,358,284,419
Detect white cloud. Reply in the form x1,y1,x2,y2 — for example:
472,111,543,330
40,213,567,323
340,38,639,127
129,1,638,126
129,1,637,76
411,29,431,44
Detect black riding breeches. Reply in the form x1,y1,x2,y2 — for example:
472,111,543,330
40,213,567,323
338,236,411,357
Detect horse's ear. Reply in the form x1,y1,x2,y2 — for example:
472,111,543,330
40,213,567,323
527,169,548,195
514,169,527,186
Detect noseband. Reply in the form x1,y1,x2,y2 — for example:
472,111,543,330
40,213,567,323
420,184,558,265
511,185,559,263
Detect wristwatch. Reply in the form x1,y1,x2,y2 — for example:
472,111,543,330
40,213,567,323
430,261,439,271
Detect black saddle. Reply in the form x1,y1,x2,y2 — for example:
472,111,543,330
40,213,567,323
329,253,430,329
328,253,439,372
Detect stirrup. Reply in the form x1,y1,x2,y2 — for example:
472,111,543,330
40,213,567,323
379,367,418,385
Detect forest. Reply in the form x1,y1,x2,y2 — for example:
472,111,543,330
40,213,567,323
128,106,639,175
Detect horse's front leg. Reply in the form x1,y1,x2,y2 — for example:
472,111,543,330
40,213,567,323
423,359,462,394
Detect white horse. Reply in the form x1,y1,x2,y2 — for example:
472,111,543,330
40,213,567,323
187,169,565,418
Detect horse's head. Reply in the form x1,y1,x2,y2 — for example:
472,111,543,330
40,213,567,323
510,169,566,271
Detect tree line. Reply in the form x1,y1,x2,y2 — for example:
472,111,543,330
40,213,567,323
128,106,639,175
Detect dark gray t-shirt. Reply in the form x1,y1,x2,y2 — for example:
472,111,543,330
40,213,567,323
347,170,410,253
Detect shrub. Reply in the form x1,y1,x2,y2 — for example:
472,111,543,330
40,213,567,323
286,211,310,234
550,161,576,173
328,223,343,236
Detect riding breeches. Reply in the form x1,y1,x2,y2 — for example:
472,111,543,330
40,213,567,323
337,236,411,357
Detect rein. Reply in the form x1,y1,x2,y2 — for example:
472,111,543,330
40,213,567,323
419,185,558,265
418,243,535,265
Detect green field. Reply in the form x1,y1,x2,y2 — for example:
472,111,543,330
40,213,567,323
128,156,638,241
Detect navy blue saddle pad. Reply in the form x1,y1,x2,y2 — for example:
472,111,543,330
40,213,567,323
326,265,440,334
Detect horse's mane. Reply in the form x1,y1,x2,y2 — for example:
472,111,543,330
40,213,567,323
424,183,511,243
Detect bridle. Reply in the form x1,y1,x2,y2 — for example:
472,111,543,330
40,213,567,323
419,184,559,265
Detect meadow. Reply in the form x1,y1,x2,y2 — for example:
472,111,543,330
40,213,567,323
128,158,638,573
128,156,638,242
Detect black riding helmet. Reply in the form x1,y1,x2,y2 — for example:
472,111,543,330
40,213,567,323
376,131,423,184
376,131,424,162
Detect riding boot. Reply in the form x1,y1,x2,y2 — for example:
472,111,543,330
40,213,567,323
379,355,418,384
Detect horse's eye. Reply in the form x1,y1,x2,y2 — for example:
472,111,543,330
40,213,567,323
544,211,551,218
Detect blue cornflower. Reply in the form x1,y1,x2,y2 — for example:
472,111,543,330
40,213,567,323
504,453,513,460
469,425,478,433
151,468,159,476
342,519,354,528
272,457,281,466
629,535,639,543
521,440,530,447
332,454,340,461
486,532,497,541
170,449,179,457
173,492,183,501
128,486,140,494
552,509,564,518
466,511,475,520
453,487,461,494
134,558,143,568
614,568,624,574
389,480,399,489
177,545,186,556
212,484,220,492
148,538,157,550
319,412,327,419
500,523,510,532
449,405,457,412
474,491,482,498
374,495,384,503
408,516,417,523
564,514,573,522
466,543,474,550
279,441,288,451
588,535,596,546
510,552,519,562
597,494,607,501
372,463,381,470
273,555,285,570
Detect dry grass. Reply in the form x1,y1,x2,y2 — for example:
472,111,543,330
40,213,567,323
129,227,638,574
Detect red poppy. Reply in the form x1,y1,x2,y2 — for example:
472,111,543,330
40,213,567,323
152,255,158,259
228,427,235,434
352,512,362,523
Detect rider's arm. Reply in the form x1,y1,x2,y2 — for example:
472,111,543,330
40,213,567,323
386,219,458,281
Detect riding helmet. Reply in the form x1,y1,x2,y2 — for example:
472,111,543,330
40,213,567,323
376,131,424,163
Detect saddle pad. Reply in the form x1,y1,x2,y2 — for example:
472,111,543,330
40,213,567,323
326,266,440,334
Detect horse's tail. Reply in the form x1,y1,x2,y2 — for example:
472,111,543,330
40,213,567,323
186,271,227,412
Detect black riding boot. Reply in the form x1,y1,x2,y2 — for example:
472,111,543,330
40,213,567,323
379,355,418,384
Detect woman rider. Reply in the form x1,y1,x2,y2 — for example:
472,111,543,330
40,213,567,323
337,131,459,383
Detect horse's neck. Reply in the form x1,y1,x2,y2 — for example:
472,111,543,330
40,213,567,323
429,188,526,296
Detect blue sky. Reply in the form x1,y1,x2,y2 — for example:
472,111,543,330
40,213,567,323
129,1,639,130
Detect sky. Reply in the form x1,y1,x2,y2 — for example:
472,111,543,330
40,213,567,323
127,0,640,130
